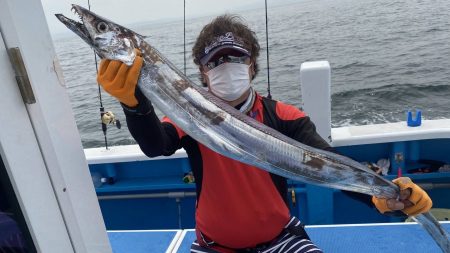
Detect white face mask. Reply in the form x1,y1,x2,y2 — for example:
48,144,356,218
206,63,251,102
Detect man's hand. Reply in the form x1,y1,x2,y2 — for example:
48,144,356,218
97,49,144,107
372,177,432,216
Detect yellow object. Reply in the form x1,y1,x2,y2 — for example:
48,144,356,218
97,50,143,107
291,188,296,206
372,177,432,216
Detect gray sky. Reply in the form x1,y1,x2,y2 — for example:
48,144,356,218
42,0,273,35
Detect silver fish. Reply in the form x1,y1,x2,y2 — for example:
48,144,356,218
56,5,449,252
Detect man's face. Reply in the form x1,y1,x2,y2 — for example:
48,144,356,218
200,49,255,105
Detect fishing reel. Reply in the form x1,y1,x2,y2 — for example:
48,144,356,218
101,109,121,130
99,107,121,150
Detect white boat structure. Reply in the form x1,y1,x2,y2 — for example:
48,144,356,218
0,0,449,252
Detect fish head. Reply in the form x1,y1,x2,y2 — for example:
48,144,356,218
55,4,143,65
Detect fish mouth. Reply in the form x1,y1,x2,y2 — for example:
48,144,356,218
55,5,92,44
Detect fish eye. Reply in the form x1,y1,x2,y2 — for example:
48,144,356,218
97,22,109,32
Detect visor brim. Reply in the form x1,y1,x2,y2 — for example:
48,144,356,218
200,45,250,65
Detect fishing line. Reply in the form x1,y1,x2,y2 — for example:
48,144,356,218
183,0,186,75
88,0,109,149
265,0,272,99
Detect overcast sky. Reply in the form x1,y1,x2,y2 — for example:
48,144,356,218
42,0,283,35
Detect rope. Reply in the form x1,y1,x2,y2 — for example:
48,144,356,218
265,0,272,99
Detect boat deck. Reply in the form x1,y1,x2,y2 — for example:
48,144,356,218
108,222,450,252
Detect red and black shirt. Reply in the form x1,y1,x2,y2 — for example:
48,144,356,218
125,92,333,249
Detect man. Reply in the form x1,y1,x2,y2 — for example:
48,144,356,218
97,14,432,253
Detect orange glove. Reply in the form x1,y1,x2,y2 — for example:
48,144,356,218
372,177,432,216
97,49,144,107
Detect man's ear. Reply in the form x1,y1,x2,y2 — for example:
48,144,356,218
250,61,256,78
200,67,209,87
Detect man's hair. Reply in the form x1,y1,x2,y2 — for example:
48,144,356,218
192,14,260,85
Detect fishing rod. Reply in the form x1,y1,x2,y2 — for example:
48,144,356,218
88,0,121,150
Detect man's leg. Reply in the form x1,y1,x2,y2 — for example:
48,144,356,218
260,217,322,253
190,239,236,253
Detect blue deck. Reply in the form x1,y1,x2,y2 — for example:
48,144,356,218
108,230,181,253
108,222,450,252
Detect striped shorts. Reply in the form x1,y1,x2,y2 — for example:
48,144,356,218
191,216,323,253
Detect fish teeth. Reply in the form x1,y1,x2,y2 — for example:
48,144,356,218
64,6,84,27
70,6,82,22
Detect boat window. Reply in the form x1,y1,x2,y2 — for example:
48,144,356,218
0,156,36,253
